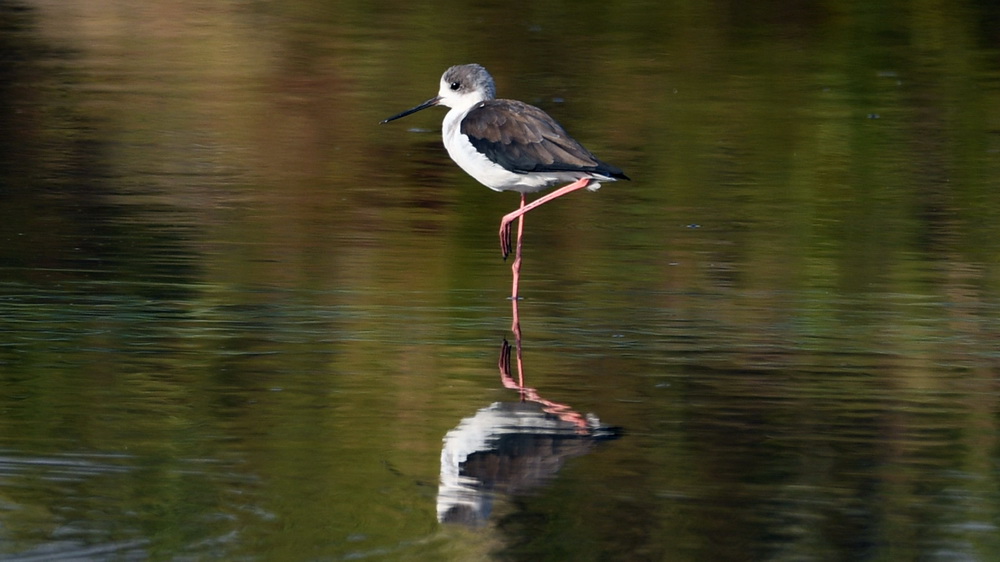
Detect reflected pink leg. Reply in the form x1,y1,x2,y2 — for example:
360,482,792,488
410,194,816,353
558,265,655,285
498,338,527,400
511,295,524,388
496,338,591,432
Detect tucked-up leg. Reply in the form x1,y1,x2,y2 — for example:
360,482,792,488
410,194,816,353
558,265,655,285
498,177,592,260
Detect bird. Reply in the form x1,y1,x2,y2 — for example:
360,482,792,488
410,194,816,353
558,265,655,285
381,63,629,300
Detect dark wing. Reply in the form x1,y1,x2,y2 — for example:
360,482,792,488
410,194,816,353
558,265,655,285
461,100,629,180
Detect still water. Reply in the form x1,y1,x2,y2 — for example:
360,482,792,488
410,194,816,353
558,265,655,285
3,1,1000,560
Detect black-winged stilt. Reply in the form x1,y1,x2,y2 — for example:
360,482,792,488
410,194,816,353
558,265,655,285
381,64,629,300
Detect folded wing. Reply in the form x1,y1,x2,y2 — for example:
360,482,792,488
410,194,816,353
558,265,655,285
461,100,628,180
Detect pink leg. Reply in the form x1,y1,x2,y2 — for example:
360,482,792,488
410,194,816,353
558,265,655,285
499,177,593,260
497,178,593,393
510,194,526,300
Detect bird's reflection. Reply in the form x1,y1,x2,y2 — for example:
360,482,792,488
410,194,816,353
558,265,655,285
437,329,621,525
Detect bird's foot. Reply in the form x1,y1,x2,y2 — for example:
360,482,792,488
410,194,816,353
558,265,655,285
499,219,513,260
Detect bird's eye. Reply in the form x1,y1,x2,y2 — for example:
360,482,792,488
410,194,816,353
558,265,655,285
450,81,461,91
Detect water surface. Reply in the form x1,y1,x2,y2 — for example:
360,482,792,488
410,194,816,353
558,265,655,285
2,1,1000,560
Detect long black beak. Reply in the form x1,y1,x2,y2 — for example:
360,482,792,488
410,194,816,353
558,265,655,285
380,96,441,124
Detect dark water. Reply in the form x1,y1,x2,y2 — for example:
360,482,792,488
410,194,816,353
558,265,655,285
3,1,1000,560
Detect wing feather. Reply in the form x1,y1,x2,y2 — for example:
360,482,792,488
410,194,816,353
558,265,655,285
460,100,627,179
